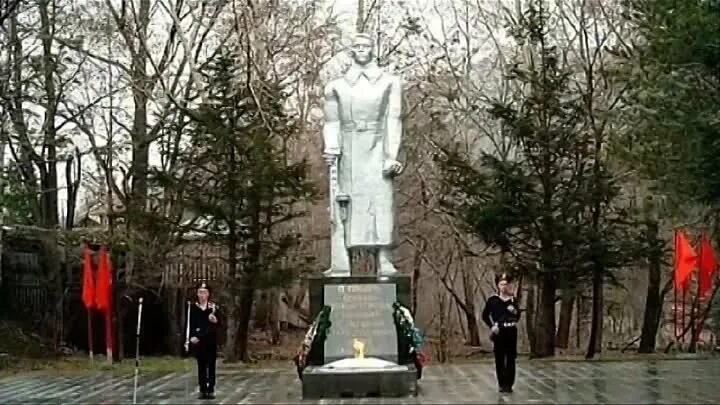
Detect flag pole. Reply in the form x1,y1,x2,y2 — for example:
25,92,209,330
98,246,114,365
87,308,94,363
693,235,703,344
132,297,144,405
680,230,687,343
105,310,112,364
682,280,686,343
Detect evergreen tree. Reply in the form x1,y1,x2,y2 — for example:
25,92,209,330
617,0,720,204
164,49,316,362
0,163,36,225
616,0,720,352
436,0,636,357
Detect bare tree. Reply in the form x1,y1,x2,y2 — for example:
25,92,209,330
394,0,520,348
553,0,633,358
0,0,19,26
0,0,100,344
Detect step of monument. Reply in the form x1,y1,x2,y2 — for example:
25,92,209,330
301,365,418,399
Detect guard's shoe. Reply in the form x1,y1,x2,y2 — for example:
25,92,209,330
207,390,215,399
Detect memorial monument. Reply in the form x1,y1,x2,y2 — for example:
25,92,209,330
294,33,425,399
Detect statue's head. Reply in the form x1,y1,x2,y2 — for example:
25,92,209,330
349,33,375,66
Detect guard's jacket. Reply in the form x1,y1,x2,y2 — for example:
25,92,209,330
481,294,520,328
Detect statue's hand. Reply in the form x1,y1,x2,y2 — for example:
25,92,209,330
382,159,404,178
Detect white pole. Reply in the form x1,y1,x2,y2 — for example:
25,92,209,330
132,298,144,405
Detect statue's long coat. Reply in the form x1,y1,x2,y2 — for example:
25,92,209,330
323,63,402,248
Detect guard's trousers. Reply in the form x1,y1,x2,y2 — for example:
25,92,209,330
493,326,517,390
195,343,217,393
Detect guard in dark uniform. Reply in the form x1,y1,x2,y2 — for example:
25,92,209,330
189,282,220,399
481,273,520,394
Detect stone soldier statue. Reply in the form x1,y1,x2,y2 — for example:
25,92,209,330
322,33,403,277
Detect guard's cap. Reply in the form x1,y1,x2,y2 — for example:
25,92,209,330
197,282,211,292
354,32,373,42
495,272,513,285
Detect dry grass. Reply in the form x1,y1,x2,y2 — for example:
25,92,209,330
246,329,305,362
0,355,191,378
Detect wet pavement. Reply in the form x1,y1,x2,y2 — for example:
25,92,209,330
1,360,719,404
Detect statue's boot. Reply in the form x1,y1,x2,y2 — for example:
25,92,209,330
377,248,399,277
324,240,351,277
323,268,351,277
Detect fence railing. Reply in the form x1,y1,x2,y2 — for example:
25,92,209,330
162,245,230,287
2,282,48,316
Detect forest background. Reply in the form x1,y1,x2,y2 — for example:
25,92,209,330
1,0,719,367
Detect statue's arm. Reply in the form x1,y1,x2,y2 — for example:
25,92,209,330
385,76,402,161
323,82,341,156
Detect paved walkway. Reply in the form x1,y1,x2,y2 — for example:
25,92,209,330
1,360,719,404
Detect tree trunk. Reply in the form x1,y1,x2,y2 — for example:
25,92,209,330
55,245,65,349
533,273,556,358
235,285,255,362
40,236,63,345
116,303,124,361
688,293,700,353
639,222,662,353
465,309,481,347
586,268,604,359
411,239,425,315
411,178,430,315
38,0,59,228
525,280,537,357
556,292,575,349
268,289,281,345
461,261,481,346
167,289,180,355
66,150,82,230
129,0,151,219
356,0,365,32
224,219,240,361
689,283,720,352
576,296,582,348
114,269,125,362
9,9,41,222
224,300,238,362
435,291,449,363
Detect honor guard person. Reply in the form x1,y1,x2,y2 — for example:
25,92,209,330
189,282,220,399
481,273,520,394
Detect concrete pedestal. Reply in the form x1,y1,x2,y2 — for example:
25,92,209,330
301,364,417,398
301,275,416,399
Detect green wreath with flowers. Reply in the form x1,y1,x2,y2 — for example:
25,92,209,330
392,301,428,379
293,305,331,379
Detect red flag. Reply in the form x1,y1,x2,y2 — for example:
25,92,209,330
95,246,115,361
699,234,718,299
81,247,96,310
674,230,698,292
95,247,113,312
